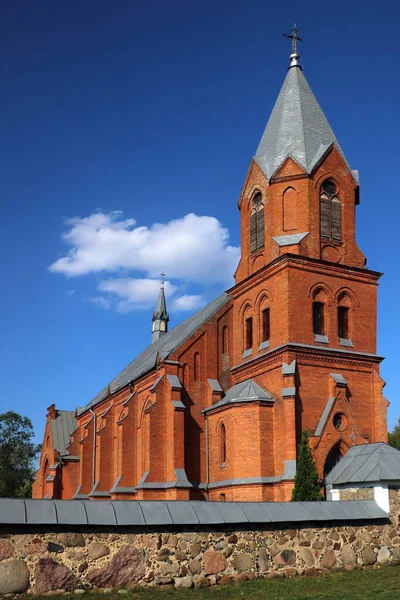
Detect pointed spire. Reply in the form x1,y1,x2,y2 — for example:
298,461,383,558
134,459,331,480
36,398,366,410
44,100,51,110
152,273,169,343
254,30,354,181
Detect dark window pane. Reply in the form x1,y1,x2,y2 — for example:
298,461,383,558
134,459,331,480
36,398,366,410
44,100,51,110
338,306,349,339
313,302,325,335
253,192,262,205
221,424,226,465
245,317,253,350
322,180,337,195
262,308,270,342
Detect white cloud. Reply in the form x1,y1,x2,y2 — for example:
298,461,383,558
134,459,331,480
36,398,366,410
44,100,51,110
171,294,204,312
49,211,239,285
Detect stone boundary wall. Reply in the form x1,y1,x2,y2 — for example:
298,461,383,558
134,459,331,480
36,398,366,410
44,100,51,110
0,491,399,594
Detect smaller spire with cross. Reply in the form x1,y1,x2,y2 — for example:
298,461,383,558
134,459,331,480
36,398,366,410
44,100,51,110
151,273,170,343
283,24,302,69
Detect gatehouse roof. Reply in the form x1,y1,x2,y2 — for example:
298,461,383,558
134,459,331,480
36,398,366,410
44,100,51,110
326,443,400,485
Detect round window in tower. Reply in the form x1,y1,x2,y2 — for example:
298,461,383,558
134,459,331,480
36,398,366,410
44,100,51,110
333,412,347,432
322,180,337,195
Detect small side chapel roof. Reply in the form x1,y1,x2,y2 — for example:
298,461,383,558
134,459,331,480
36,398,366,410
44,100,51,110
203,379,273,413
326,443,400,485
79,293,230,415
254,61,354,180
50,411,77,457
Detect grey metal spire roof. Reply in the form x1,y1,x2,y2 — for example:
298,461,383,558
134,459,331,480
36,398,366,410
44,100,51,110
254,62,352,179
326,443,400,485
79,293,230,415
203,379,273,413
152,282,169,322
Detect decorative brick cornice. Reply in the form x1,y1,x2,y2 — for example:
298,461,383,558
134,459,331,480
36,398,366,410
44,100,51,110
229,253,382,299
231,342,382,376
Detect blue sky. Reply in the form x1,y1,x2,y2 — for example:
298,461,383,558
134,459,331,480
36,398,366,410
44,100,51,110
1,0,399,446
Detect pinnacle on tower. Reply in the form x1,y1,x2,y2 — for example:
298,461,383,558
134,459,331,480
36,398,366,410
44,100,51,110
152,273,169,343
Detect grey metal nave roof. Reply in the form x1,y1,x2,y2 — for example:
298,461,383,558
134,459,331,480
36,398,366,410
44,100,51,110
254,64,353,180
50,411,77,457
0,498,387,526
80,293,230,414
326,443,400,486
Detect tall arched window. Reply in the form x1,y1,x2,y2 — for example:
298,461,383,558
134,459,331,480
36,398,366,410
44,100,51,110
194,352,200,382
220,423,226,466
320,179,341,241
337,293,352,340
283,187,297,231
312,288,327,337
250,191,264,253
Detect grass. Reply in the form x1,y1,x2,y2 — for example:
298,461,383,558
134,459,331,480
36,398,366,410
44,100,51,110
30,566,400,599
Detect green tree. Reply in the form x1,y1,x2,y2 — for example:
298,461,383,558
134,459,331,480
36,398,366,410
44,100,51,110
0,411,41,498
388,418,400,450
292,431,324,501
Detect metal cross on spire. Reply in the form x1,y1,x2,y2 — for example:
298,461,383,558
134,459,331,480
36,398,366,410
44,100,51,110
160,272,166,287
283,24,302,68
283,24,302,54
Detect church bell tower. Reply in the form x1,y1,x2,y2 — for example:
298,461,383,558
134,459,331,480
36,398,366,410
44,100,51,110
226,26,387,496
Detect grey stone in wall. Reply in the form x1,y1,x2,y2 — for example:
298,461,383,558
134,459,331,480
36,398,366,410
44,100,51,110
0,559,30,594
87,546,146,588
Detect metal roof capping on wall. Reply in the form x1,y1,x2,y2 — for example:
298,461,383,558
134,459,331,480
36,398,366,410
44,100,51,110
0,499,387,527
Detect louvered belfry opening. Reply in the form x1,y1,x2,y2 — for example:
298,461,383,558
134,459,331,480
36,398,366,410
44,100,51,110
250,191,265,253
320,179,341,241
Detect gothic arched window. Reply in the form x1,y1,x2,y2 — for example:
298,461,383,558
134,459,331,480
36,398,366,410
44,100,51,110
320,179,341,241
337,293,352,340
220,423,226,466
312,288,327,337
250,191,265,253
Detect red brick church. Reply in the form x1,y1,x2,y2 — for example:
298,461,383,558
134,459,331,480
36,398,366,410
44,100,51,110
33,30,388,502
